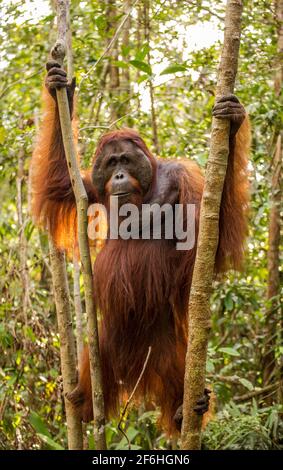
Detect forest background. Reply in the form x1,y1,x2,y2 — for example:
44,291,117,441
0,0,282,450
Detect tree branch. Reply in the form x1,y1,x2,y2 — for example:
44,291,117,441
234,382,281,402
181,0,244,450
52,0,106,450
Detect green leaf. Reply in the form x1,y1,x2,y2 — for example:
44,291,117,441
135,44,150,61
24,220,34,241
24,326,36,342
113,60,129,69
0,127,6,145
7,375,17,386
37,433,64,450
129,60,152,76
239,378,254,391
126,426,139,442
160,64,187,75
88,432,95,450
219,347,240,357
29,411,51,439
206,359,215,373
95,15,106,33
115,426,140,450
121,44,131,57
224,293,234,311
137,74,148,84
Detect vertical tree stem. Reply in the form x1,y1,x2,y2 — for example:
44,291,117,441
107,0,121,122
52,0,106,449
144,0,159,154
44,0,83,450
181,0,243,450
262,0,283,394
16,122,30,348
49,238,83,449
73,254,84,367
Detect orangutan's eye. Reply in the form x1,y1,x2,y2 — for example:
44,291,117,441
120,155,130,165
107,157,117,168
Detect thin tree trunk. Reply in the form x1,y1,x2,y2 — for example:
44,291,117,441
44,0,83,450
181,0,243,450
33,110,52,289
52,0,106,449
119,0,132,124
144,0,159,154
66,2,73,79
16,125,30,348
107,0,120,123
263,133,282,388
121,0,131,96
73,254,84,368
262,0,283,395
68,4,84,372
135,2,142,113
49,238,83,449
274,0,283,96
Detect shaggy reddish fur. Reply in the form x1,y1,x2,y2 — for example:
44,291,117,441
31,89,250,434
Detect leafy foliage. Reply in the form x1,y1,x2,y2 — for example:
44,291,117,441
203,402,283,450
0,0,281,450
